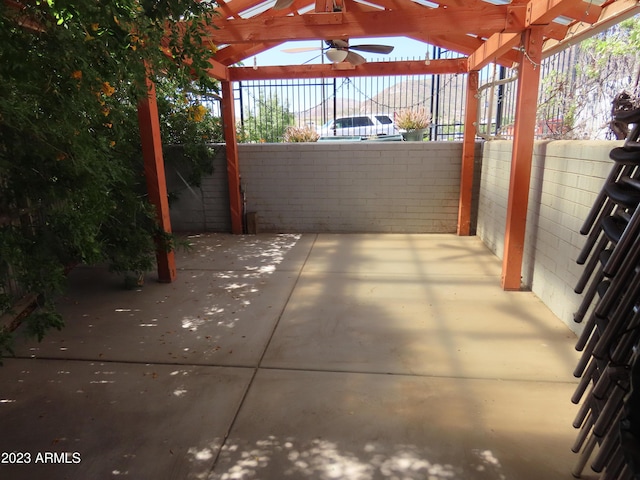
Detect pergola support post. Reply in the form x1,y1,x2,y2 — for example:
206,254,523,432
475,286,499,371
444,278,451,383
457,70,479,236
137,78,176,283
221,80,244,234
501,27,543,290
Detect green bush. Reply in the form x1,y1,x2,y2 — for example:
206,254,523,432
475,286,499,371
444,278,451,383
0,0,220,359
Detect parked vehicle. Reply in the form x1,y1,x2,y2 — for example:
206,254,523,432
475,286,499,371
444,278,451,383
317,114,398,137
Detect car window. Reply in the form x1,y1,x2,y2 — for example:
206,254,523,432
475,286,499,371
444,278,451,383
335,118,353,129
353,116,374,127
375,115,393,124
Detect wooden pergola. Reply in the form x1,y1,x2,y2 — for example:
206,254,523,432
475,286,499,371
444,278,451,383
140,0,640,289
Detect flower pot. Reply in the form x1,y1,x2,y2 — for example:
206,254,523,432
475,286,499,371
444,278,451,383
402,129,427,141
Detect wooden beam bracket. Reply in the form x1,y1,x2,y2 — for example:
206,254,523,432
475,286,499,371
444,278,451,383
506,5,528,31
303,11,344,24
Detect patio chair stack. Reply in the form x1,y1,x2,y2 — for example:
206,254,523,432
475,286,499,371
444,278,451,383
570,108,640,480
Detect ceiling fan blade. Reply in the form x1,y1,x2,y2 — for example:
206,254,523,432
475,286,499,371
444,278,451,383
282,47,321,53
350,44,394,54
345,51,366,66
273,0,294,10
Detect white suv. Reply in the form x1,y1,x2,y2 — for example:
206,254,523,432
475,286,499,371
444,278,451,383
317,114,397,138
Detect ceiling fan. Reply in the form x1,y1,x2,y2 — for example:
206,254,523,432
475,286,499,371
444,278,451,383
283,39,394,66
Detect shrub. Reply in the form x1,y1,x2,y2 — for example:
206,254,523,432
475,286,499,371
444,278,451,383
283,125,320,142
0,0,219,359
395,108,431,131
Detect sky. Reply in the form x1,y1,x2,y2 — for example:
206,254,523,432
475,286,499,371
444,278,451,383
245,36,435,67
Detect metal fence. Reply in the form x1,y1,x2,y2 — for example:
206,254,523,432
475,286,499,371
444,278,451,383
232,71,491,142
208,26,640,143
471,35,640,141
469,49,586,141
233,47,476,142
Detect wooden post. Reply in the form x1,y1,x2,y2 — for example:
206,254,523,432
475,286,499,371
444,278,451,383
221,80,244,234
501,27,543,290
137,78,176,283
457,70,479,236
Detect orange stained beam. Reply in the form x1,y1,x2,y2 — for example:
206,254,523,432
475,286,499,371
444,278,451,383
221,80,244,234
469,0,602,69
137,78,177,282
346,0,427,11
215,0,241,19
204,5,526,44
316,0,336,11
214,0,308,65
343,0,381,12
414,32,520,67
229,57,468,80
457,70,479,236
214,42,281,65
558,1,602,23
526,0,595,25
205,58,230,80
468,32,520,71
213,0,313,18
214,0,278,17
542,0,640,57
501,27,544,290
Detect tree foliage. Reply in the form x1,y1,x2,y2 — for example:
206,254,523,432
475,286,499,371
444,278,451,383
538,15,640,139
0,0,220,358
242,93,295,143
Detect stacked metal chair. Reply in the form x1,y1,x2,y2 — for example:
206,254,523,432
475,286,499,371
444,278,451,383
571,107,640,480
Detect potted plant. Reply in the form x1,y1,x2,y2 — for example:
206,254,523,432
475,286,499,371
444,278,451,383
283,125,320,142
395,108,431,141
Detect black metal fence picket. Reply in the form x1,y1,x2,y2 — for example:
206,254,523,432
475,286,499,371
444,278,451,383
206,31,640,143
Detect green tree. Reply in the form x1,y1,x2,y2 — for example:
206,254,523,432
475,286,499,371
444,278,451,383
0,0,219,358
156,78,224,193
538,15,640,139
242,93,295,143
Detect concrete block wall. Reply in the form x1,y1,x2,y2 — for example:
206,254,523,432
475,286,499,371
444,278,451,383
168,142,476,233
238,142,475,233
477,140,621,333
165,138,620,334
166,145,230,233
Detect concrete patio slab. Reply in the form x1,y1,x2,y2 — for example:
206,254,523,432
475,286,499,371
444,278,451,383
176,233,313,273
210,368,580,480
302,234,503,277
0,233,586,479
11,234,312,366
0,358,252,480
263,270,579,381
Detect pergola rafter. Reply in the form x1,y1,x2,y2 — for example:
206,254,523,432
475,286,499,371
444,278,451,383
204,0,630,69
141,0,639,288
204,6,528,48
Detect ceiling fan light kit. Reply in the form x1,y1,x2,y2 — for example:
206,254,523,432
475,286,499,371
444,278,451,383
326,47,348,63
283,38,394,66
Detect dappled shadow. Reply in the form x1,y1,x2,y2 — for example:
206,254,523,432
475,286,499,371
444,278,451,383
210,433,564,480
179,269,264,333
178,233,303,273
178,233,303,331
10,233,307,366
2,234,582,480
213,436,465,479
249,233,578,480
0,358,251,480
